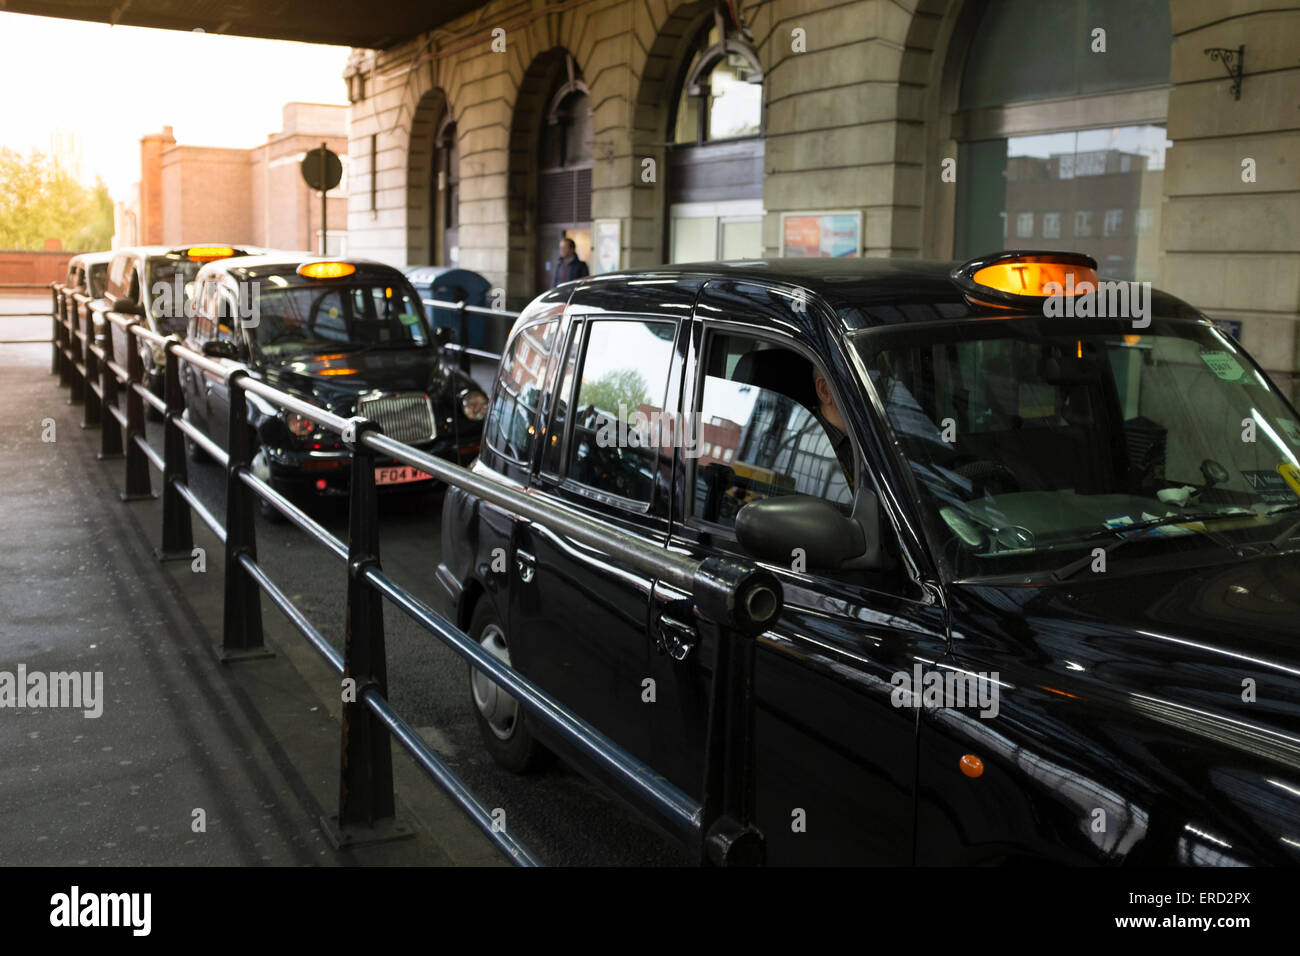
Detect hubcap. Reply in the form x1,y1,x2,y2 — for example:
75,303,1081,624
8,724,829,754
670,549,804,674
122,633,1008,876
471,624,517,740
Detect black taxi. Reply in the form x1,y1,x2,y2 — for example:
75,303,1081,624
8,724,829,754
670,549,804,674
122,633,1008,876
105,244,265,415
63,251,113,342
181,256,488,516
438,251,1300,865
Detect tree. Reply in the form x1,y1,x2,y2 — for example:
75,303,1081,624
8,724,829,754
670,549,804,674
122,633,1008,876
579,368,651,422
0,148,114,250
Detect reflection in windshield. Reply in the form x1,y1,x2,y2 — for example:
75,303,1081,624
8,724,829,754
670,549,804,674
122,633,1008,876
856,319,1300,580
252,284,429,355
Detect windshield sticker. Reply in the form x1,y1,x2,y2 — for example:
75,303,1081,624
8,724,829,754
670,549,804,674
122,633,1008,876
398,312,419,326
1200,350,1245,381
1240,469,1296,503
1278,463,1300,497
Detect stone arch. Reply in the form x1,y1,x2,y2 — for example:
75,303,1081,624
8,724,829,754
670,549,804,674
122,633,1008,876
405,86,451,265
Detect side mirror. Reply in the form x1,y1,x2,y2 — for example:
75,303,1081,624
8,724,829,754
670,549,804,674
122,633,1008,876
736,492,888,571
112,297,144,316
201,339,240,360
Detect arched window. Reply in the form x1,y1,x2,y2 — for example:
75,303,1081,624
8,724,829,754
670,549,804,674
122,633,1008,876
434,113,459,265
953,0,1171,281
666,10,764,263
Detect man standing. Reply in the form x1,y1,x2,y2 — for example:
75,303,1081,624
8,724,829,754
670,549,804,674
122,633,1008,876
813,367,855,489
552,236,589,287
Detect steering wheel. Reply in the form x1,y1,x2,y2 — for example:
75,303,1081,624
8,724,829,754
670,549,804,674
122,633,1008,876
950,457,1022,497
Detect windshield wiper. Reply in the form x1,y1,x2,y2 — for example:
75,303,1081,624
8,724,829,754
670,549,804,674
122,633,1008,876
1266,502,1300,550
1051,511,1241,582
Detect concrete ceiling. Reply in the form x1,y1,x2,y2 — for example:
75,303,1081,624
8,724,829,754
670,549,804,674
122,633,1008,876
3,0,486,49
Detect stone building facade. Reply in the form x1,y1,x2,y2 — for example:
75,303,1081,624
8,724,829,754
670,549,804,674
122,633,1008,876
340,0,1300,396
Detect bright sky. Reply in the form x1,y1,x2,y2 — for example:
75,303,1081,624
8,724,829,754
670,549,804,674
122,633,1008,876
0,12,351,199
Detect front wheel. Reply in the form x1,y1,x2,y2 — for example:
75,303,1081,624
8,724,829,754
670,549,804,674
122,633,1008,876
468,599,553,773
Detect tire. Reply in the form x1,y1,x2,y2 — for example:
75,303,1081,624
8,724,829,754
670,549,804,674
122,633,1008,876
468,598,553,773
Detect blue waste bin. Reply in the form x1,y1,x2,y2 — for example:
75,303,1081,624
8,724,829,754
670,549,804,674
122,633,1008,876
403,266,494,351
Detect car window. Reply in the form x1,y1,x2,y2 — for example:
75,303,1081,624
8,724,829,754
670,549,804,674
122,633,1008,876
692,332,853,528
566,318,677,502
485,319,560,462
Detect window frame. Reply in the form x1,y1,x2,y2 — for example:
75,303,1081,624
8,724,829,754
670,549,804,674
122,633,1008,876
683,321,862,537
484,316,562,467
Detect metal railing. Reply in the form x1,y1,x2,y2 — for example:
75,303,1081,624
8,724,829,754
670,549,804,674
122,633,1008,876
46,283,784,866
419,297,510,366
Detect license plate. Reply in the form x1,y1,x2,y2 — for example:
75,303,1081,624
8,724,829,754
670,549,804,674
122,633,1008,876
375,466,432,486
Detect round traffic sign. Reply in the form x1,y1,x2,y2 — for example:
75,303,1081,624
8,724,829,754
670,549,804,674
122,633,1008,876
301,146,343,191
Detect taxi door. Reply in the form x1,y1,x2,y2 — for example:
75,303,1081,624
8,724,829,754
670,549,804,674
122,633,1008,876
507,314,687,774
649,281,944,864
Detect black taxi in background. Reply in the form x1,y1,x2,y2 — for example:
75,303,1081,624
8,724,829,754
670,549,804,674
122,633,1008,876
63,251,113,342
438,251,1300,865
180,256,488,517
104,244,265,414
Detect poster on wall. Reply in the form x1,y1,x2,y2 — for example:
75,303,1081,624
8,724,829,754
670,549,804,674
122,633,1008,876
594,219,621,275
780,212,862,258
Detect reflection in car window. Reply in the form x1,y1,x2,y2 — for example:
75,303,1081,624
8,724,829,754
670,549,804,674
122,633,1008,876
567,319,676,502
692,333,852,527
486,319,559,462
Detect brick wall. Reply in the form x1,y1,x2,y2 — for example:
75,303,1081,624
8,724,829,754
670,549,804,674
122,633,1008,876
0,250,82,288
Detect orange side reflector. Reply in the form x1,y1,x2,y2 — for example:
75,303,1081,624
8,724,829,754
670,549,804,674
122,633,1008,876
187,245,236,261
960,754,984,778
317,367,357,376
298,261,356,279
971,261,1100,298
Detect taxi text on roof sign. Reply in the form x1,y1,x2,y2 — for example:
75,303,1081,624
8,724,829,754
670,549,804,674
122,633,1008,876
953,250,1151,327
298,261,357,279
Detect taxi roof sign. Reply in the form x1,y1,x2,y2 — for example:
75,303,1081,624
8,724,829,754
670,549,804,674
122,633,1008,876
952,251,1099,308
185,246,237,262
298,261,356,279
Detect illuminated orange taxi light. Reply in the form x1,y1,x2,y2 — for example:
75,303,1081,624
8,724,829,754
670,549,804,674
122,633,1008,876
298,261,356,279
317,367,358,376
972,260,1100,298
187,245,236,261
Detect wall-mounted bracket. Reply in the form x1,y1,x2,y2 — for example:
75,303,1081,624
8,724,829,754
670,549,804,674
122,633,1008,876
1203,45,1244,101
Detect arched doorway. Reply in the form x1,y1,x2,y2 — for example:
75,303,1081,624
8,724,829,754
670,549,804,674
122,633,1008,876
507,49,592,302
949,0,1172,280
406,87,457,266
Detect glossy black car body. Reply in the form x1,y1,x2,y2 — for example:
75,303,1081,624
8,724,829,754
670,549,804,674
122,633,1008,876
179,256,487,503
64,251,113,343
438,256,1300,865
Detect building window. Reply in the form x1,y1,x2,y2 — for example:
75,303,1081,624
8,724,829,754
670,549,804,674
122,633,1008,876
672,15,763,145
1074,211,1093,239
1103,208,1124,237
1015,212,1034,238
1042,212,1061,239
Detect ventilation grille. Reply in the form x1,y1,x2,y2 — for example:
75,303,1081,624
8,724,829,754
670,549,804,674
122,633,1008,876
357,392,437,445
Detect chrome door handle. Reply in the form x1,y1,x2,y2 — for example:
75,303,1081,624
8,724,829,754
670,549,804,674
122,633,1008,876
656,615,697,661
515,549,536,583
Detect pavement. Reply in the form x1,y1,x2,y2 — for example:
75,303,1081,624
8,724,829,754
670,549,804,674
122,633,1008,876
0,294,505,867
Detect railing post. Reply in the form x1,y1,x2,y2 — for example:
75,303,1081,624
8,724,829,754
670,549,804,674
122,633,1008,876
693,556,782,867
323,419,410,848
50,287,60,376
67,299,85,406
81,301,101,430
456,301,470,374
56,291,71,386
219,370,268,661
157,337,194,560
98,309,123,460
121,321,154,501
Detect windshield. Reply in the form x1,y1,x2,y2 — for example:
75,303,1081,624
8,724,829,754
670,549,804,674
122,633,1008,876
147,257,206,333
855,317,1300,581
251,282,430,357
88,263,108,298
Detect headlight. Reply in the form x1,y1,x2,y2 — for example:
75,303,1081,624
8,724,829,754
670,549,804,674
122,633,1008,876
460,389,489,422
285,412,316,437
